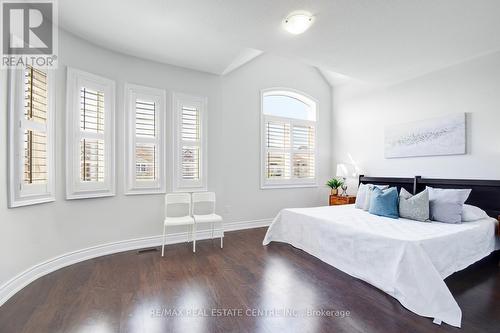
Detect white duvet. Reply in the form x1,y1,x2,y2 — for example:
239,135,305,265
263,204,498,328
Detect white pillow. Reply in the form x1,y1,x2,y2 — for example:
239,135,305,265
462,204,489,222
355,183,369,209
363,184,389,211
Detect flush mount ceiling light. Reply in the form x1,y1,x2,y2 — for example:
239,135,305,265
283,11,314,35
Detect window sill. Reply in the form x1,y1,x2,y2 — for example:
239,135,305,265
66,191,115,200
8,196,55,208
261,183,318,190
125,188,166,196
172,186,208,193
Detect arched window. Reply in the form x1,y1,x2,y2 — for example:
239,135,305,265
261,89,317,188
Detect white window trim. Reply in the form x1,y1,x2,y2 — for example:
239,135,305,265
172,92,208,192
7,68,56,207
65,67,116,200
260,87,318,189
124,83,166,195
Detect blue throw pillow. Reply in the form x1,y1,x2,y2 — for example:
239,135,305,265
369,187,399,219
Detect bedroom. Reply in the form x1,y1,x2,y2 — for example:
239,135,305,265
0,0,499,332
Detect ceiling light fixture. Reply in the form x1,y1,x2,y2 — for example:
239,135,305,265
283,11,314,35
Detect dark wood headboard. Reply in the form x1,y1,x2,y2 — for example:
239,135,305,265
359,175,500,218
358,176,415,194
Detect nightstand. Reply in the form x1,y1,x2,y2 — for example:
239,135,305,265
329,195,356,206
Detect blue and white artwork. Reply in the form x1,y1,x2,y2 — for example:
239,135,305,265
385,113,466,158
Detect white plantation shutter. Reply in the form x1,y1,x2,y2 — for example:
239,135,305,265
261,89,317,188
66,68,115,199
181,106,201,181
173,93,207,191
80,87,105,182
135,100,156,137
292,125,315,179
124,84,165,195
8,66,55,207
24,131,47,184
265,121,290,179
135,99,156,181
135,143,156,180
23,67,48,185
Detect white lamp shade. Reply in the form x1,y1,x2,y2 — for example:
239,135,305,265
336,163,358,179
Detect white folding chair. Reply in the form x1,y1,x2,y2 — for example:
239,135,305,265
162,193,195,256
192,192,224,248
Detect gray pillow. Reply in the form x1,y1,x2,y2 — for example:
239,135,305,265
399,188,430,222
427,187,472,224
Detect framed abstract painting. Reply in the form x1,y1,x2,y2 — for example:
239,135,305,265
385,113,466,158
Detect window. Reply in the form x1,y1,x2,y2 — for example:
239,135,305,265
66,68,116,199
124,83,166,194
8,66,55,207
261,89,317,188
172,93,207,192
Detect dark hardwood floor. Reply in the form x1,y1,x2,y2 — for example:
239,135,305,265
0,227,498,333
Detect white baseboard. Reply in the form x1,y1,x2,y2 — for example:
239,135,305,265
224,218,273,231
0,218,272,307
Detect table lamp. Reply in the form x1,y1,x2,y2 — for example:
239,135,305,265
336,163,358,196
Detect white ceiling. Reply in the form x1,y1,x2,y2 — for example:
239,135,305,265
59,0,500,84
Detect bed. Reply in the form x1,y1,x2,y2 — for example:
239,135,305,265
263,176,500,328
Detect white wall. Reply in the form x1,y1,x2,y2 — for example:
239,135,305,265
0,31,332,291
0,30,224,289
332,51,500,194
220,54,332,222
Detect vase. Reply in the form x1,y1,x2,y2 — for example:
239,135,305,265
331,188,338,196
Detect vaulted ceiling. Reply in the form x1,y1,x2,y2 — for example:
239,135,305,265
59,0,500,84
